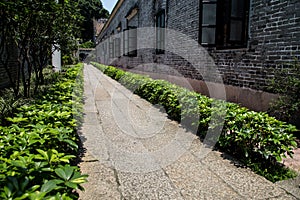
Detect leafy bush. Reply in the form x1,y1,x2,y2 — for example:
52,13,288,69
0,63,87,199
0,89,26,126
0,65,62,126
91,62,298,182
62,55,79,65
220,103,297,161
79,41,95,49
268,60,300,126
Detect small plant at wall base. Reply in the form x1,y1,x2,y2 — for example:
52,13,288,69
268,59,300,128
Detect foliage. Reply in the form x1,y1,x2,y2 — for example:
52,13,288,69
268,60,300,125
0,0,82,97
92,62,298,182
62,55,79,66
0,89,27,126
79,41,96,49
0,66,60,126
0,63,87,199
242,156,297,183
228,106,293,165
77,0,109,42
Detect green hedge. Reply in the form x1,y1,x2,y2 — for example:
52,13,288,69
92,62,298,181
0,64,87,199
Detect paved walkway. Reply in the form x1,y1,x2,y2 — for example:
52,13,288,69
78,64,298,200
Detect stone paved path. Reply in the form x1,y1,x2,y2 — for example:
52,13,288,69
78,64,298,200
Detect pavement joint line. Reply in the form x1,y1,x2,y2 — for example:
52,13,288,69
178,150,239,195
161,164,185,199
90,65,176,173
112,166,124,199
278,187,300,200
90,65,148,110
198,151,292,199
80,64,299,199
198,154,247,199
83,159,99,163
88,65,215,188
96,64,245,192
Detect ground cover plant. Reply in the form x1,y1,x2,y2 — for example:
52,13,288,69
0,66,61,126
0,63,87,199
91,62,298,182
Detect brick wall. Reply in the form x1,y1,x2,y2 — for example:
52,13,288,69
212,0,300,90
97,0,300,92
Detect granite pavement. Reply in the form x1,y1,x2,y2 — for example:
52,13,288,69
78,64,299,200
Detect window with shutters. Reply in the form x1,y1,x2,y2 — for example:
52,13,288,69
114,38,121,57
109,40,114,58
156,10,165,54
123,27,137,57
123,5,138,57
123,29,128,56
199,0,249,49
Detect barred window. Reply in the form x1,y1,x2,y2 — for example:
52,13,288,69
114,38,121,57
109,40,114,58
123,27,137,57
200,0,249,48
156,10,165,54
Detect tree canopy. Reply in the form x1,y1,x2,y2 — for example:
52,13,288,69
0,0,108,97
0,0,82,97
77,0,109,42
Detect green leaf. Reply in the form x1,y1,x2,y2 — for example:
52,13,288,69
60,155,75,163
14,193,30,200
55,168,67,180
41,180,58,193
64,139,78,149
7,176,19,191
36,149,48,160
6,117,28,123
276,155,282,162
20,177,29,191
65,181,78,189
3,186,12,198
55,166,74,181
27,185,40,193
291,141,297,147
64,167,74,181
11,160,26,169
70,172,88,184
28,191,47,200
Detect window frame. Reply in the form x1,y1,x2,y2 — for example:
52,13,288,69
199,0,250,49
109,40,114,59
156,10,166,54
123,26,137,57
128,26,137,57
199,0,217,47
123,28,129,56
114,38,121,58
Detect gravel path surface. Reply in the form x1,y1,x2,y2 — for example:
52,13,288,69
78,64,299,200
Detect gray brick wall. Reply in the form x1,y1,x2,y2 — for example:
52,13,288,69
97,0,300,92
216,0,300,90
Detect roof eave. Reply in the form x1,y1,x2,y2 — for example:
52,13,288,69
99,0,125,40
